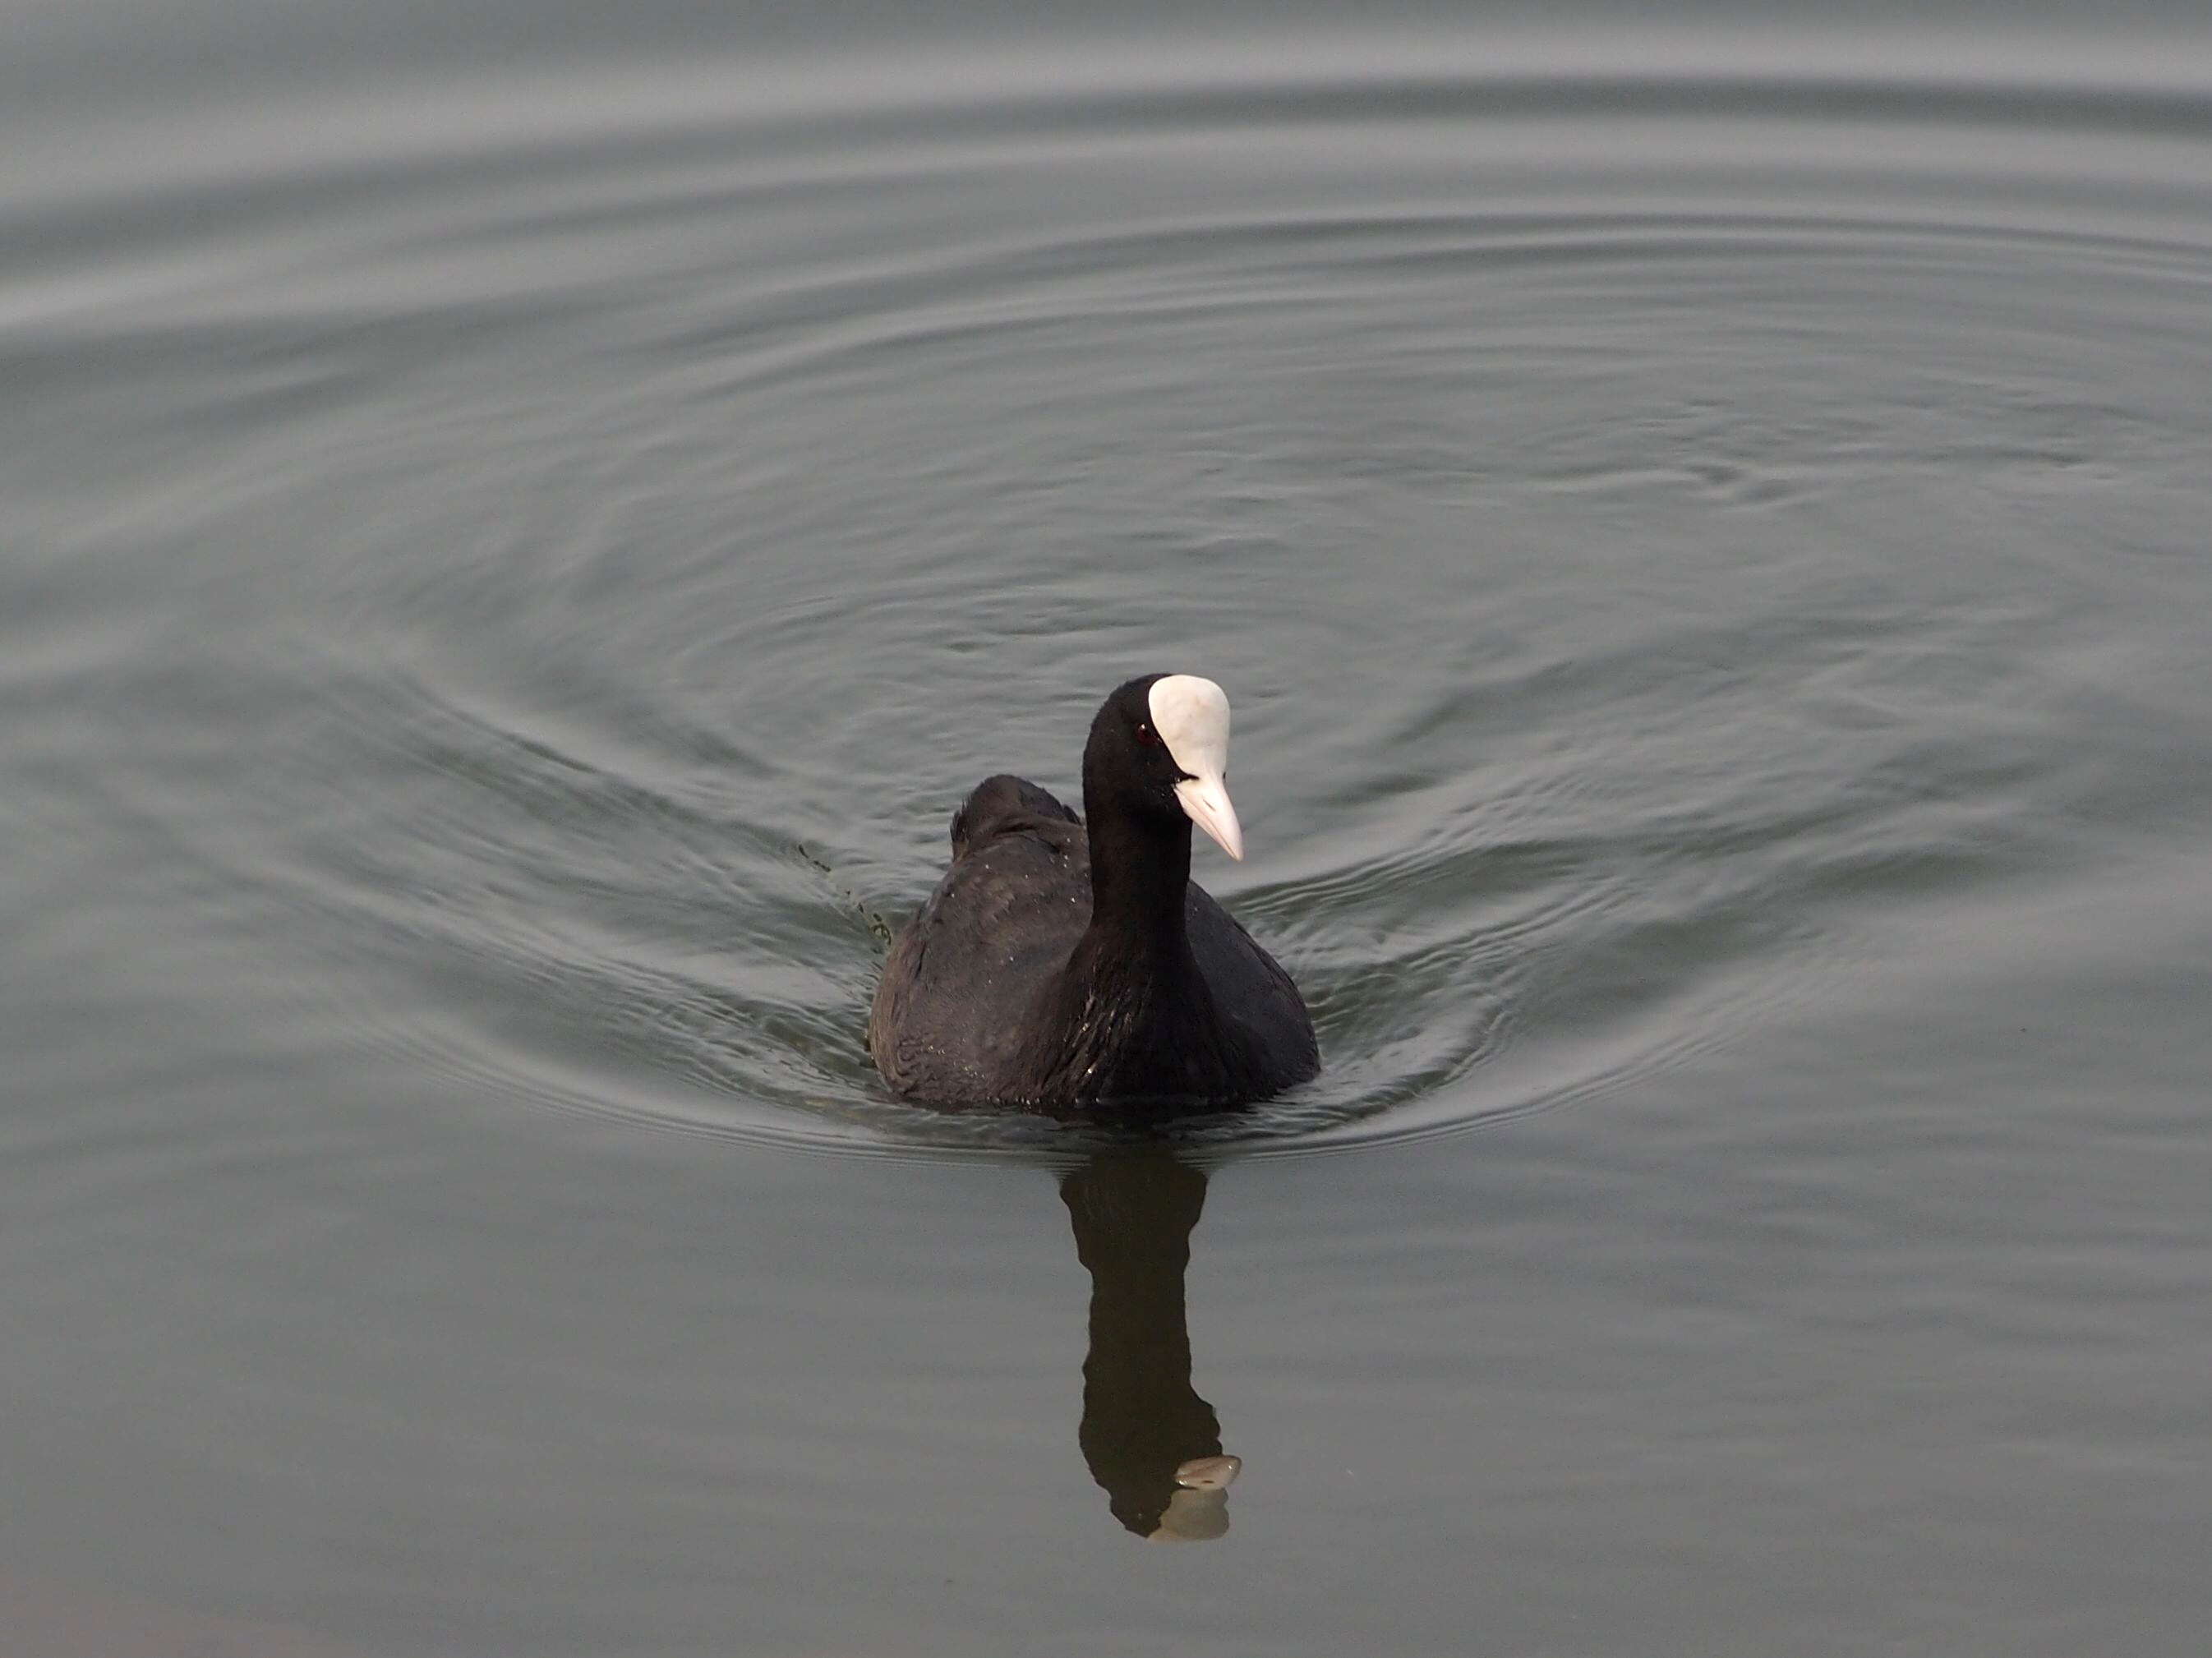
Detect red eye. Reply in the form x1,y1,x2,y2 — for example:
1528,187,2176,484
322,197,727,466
1136,722,1159,746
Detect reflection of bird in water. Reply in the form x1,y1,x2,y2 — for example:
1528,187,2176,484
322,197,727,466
1059,1149,1242,1541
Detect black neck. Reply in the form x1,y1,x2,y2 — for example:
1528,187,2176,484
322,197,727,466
1012,709,1232,1108
1081,800,1193,960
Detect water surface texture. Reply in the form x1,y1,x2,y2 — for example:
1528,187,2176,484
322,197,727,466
4,15,2211,1656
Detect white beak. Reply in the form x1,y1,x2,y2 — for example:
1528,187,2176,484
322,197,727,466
1174,769,1244,862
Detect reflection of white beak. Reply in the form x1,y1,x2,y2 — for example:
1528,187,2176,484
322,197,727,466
1174,1453,1242,1491
1174,770,1244,862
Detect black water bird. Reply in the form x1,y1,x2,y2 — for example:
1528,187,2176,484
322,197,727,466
868,674,1317,1111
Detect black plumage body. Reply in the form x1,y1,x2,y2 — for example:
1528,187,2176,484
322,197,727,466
868,680,1318,1112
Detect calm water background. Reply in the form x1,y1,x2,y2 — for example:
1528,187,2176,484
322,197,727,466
4,3,2210,1653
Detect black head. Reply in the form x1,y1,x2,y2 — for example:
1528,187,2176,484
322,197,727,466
1081,674,1243,861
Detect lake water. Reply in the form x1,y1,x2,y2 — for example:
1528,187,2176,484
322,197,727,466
4,8,2210,1655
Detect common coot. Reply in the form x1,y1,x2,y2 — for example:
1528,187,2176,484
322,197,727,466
868,674,1318,1111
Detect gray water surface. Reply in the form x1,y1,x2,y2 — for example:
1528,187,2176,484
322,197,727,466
4,14,2210,1657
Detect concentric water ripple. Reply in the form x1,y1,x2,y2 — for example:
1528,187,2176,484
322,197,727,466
12,42,2210,1164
